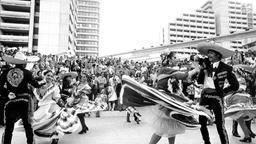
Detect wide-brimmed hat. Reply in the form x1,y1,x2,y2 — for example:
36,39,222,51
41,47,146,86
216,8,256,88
2,52,40,64
60,72,78,79
197,42,235,58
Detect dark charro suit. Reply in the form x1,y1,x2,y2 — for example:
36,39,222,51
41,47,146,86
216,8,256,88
197,61,239,144
0,66,43,144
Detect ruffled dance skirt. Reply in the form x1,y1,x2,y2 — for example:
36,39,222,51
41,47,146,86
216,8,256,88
225,93,256,120
140,105,186,138
15,107,81,138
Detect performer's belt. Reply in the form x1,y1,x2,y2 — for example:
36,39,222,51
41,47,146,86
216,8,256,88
10,93,30,101
202,88,217,95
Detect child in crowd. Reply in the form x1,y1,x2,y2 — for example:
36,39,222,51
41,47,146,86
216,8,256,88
126,106,142,124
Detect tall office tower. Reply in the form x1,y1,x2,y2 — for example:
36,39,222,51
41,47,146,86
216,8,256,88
76,0,100,57
0,0,37,52
37,0,77,55
201,0,256,50
168,9,216,55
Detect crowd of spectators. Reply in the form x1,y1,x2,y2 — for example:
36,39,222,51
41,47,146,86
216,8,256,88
0,48,255,111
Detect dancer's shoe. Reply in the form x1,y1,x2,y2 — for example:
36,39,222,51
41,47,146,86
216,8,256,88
232,132,241,137
51,139,59,144
239,137,252,143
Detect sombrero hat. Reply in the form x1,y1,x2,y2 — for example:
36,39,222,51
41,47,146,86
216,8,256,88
197,42,235,58
60,72,78,79
2,52,40,64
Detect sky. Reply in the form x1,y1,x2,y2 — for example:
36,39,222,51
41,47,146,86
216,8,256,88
98,0,256,56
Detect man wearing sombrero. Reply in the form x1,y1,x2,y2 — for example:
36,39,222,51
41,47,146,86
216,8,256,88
196,42,239,144
0,52,45,144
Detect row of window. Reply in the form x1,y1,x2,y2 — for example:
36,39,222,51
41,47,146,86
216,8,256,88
77,29,98,33
78,11,99,17
77,34,99,39
170,30,215,35
170,32,214,37
77,53,98,57
76,46,98,51
170,37,207,43
195,10,214,14
78,17,99,23
229,26,254,29
174,19,215,24
182,15,214,19
229,15,254,20
229,11,252,16
78,6,99,12
78,0,99,6
231,41,242,44
77,23,99,28
170,25,215,29
77,40,98,45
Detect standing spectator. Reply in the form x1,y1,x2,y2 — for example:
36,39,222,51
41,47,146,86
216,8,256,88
98,72,107,93
107,82,117,111
231,50,243,65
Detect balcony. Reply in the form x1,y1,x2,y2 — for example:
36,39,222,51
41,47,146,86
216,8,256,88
0,35,29,46
0,10,30,23
0,0,30,12
0,23,29,33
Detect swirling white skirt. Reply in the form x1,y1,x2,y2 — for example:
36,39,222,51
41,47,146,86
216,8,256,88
140,105,186,138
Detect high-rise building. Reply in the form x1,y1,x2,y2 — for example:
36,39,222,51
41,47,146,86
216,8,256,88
168,9,216,55
76,0,100,57
0,0,37,52
167,0,256,53
37,0,77,55
201,0,256,50
0,0,100,56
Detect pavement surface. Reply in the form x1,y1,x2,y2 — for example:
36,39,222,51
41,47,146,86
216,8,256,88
1,111,256,144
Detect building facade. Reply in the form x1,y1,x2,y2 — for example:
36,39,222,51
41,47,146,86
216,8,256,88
201,0,256,50
167,0,256,54
168,9,216,56
0,0,37,52
76,0,100,57
0,0,100,56
36,0,77,55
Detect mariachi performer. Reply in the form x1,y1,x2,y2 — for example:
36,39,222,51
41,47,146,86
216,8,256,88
0,52,45,144
120,52,211,144
196,42,239,144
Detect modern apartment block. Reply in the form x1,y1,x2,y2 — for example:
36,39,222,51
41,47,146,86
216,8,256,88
0,0,100,56
201,0,256,50
36,0,77,55
0,0,38,52
76,0,100,57
168,9,216,55
167,0,256,54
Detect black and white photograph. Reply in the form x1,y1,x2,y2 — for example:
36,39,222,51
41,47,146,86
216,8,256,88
1,0,256,144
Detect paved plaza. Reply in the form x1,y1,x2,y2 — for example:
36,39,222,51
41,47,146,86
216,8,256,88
1,111,256,144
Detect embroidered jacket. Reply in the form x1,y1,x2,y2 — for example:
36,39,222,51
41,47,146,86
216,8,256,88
0,67,42,96
197,61,239,98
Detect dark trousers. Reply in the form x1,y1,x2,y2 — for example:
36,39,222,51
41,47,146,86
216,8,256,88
2,99,34,144
77,113,88,131
0,97,8,125
199,94,229,144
